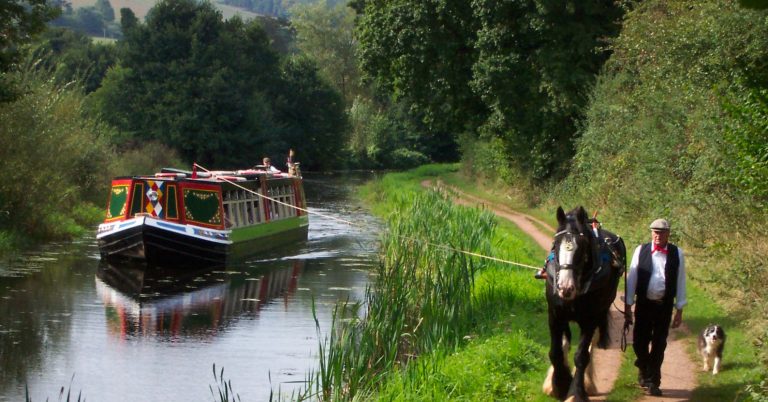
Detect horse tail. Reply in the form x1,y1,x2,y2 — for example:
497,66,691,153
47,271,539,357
597,309,611,349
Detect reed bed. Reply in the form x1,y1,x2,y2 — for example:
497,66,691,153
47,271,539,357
312,189,497,400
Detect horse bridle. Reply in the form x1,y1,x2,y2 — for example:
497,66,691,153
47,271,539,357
552,227,588,282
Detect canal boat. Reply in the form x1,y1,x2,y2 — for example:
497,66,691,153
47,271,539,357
96,165,309,266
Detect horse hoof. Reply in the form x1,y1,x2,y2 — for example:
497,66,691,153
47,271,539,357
542,366,555,396
564,396,590,402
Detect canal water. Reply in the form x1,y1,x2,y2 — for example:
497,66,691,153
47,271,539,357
0,173,381,401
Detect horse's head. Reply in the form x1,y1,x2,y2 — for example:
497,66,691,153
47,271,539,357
552,206,593,301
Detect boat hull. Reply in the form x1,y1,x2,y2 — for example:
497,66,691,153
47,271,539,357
98,215,309,266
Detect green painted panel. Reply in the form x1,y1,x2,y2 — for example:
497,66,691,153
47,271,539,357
108,185,128,219
183,189,222,225
130,183,144,215
166,185,178,219
230,216,309,243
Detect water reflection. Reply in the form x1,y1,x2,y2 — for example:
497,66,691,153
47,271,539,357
95,260,305,339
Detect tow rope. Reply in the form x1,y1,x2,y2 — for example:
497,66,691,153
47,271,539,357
193,163,541,272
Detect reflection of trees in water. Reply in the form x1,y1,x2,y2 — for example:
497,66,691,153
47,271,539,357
95,260,305,339
0,254,84,395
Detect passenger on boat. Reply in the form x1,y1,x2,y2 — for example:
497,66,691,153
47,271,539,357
286,149,300,176
263,157,281,173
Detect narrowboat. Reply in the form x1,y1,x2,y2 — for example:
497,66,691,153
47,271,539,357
96,165,309,266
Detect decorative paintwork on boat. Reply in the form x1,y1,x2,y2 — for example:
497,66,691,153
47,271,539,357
97,166,309,265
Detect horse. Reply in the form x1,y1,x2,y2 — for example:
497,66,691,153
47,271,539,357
542,206,626,401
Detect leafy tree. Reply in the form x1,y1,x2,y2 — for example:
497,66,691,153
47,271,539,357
95,0,115,21
91,0,348,170
354,0,623,177
354,0,486,162
471,0,624,179
28,28,118,93
272,56,349,170
723,84,768,207
290,2,361,104
0,0,59,101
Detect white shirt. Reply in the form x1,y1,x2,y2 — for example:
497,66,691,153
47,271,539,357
625,244,687,310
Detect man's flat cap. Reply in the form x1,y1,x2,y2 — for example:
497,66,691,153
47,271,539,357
649,218,670,231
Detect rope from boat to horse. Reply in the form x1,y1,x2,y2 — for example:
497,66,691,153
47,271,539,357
194,163,541,272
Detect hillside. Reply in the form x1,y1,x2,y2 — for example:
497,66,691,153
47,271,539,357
69,0,261,20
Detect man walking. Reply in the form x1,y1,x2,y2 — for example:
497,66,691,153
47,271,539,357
624,218,687,397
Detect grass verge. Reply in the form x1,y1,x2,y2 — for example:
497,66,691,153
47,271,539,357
309,164,554,400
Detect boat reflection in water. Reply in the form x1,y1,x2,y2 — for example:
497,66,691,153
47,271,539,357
95,259,304,339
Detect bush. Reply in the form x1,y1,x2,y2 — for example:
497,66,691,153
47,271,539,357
0,66,115,240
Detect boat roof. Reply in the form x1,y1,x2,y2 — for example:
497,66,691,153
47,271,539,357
114,168,297,183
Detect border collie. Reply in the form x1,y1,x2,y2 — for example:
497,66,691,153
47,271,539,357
697,324,726,375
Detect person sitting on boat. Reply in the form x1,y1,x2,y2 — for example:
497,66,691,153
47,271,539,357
286,149,300,176
262,157,281,173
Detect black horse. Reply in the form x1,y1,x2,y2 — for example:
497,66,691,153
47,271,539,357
543,206,626,401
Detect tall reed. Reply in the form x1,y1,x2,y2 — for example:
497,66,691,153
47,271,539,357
313,189,496,400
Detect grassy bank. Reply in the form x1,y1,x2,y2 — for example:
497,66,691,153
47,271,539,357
310,165,551,400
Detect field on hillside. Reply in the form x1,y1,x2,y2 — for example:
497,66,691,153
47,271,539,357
69,0,261,20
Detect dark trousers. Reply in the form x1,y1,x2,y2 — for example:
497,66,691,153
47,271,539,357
632,299,674,387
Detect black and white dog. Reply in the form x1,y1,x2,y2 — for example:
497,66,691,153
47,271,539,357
697,324,726,375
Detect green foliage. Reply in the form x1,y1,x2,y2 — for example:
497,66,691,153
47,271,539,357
27,28,118,94
209,364,241,402
355,0,484,160
108,141,186,176
722,84,768,206
271,56,349,171
314,189,497,400
0,0,59,101
289,2,361,104
347,96,433,169
0,67,114,240
471,0,624,180
355,0,624,178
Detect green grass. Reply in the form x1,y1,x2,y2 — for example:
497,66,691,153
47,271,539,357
685,286,765,401
306,165,554,401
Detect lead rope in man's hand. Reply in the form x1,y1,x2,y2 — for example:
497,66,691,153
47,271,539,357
622,307,632,352
621,265,631,352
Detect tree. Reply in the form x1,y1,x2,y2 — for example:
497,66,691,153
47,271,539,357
91,0,348,170
472,0,623,179
290,2,361,104
272,57,349,170
354,0,623,179
95,0,115,21
0,0,59,101
354,0,486,162
28,28,118,93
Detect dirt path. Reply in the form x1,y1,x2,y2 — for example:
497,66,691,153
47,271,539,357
423,180,697,401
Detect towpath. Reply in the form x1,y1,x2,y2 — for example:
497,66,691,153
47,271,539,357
422,180,696,401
